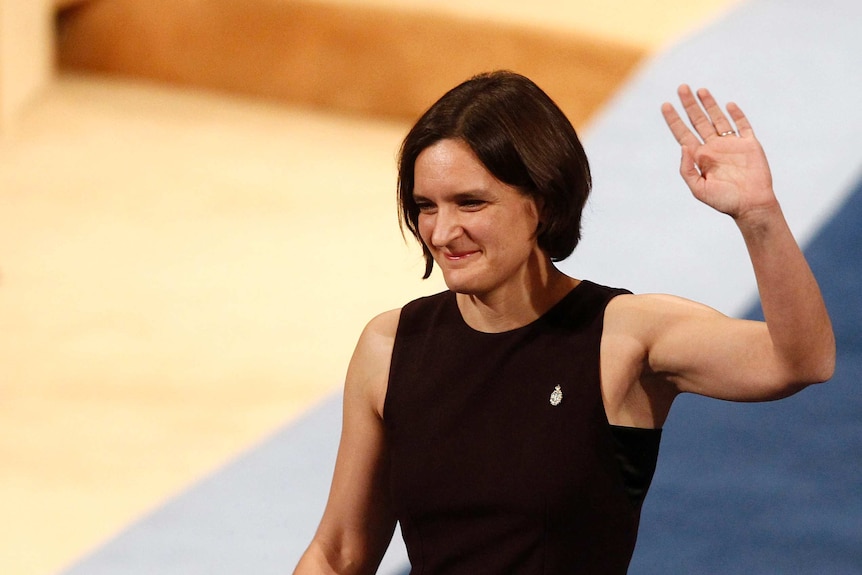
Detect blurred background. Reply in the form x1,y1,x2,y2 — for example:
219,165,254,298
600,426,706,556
1,1,859,574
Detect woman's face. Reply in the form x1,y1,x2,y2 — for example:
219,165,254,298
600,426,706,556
413,138,543,297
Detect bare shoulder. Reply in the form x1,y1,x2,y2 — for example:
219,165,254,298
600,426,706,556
363,308,402,339
346,308,402,418
604,292,722,337
600,292,729,427
602,291,731,364
354,308,401,364
607,291,720,315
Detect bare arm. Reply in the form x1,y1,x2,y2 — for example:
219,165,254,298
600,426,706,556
293,310,401,575
616,86,835,410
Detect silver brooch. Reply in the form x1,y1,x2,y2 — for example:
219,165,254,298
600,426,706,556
549,385,563,406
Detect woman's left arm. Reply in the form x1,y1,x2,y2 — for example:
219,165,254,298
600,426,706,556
649,85,835,399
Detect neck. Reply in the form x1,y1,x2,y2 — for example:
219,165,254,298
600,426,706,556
456,256,579,333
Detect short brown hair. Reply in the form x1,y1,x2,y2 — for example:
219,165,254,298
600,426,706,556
397,70,592,278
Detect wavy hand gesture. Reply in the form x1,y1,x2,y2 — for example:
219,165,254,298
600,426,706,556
662,85,776,221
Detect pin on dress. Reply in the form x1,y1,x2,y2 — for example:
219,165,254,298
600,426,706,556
550,385,563,406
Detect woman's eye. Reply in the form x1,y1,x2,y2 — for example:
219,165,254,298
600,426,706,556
416,202,436,214
460,199,485,210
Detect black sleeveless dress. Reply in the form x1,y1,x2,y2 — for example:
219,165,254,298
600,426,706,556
384,281,661,574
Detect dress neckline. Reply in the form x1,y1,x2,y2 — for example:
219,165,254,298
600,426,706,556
450,280,591,336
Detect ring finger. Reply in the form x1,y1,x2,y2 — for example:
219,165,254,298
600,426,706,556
695,87,736,138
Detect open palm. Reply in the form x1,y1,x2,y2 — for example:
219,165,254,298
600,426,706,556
662,85,775,220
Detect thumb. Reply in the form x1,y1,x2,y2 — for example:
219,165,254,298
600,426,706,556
679,145,701,191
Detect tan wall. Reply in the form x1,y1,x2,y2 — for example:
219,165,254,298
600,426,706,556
0,0,54,133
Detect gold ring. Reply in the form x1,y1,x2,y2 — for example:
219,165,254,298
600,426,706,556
719,130,736,137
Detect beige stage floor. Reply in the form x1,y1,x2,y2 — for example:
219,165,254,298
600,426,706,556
1,75,448,575
1,2,739,574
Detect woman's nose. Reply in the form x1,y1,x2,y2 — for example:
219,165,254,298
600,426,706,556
430,207,462,247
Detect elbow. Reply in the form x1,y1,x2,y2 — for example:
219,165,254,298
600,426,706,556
810,332,837,383
808,349,836,384
786,339,837,389
767,340,836,399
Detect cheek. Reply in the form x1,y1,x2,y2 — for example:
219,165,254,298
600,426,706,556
417,214,433,243
503,204,541,239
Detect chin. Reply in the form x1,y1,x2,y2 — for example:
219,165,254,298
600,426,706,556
440,271,471,293
440,272,491,296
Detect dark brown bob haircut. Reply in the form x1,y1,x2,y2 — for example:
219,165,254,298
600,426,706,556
397,70,591,279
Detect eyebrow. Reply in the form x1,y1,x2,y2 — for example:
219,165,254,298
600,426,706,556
413,190,488,203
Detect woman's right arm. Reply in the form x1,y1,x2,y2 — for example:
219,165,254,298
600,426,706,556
293,309,402,575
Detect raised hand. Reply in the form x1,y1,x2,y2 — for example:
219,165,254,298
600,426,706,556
661,85,776,221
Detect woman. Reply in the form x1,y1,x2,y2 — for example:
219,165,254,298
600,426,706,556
294,71,835,574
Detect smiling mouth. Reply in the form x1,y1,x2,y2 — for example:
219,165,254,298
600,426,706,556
442,250,478,261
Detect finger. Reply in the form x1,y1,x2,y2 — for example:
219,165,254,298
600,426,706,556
677,84,716,141
661,101,701,148
726,102,755,137
696,88,735,137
